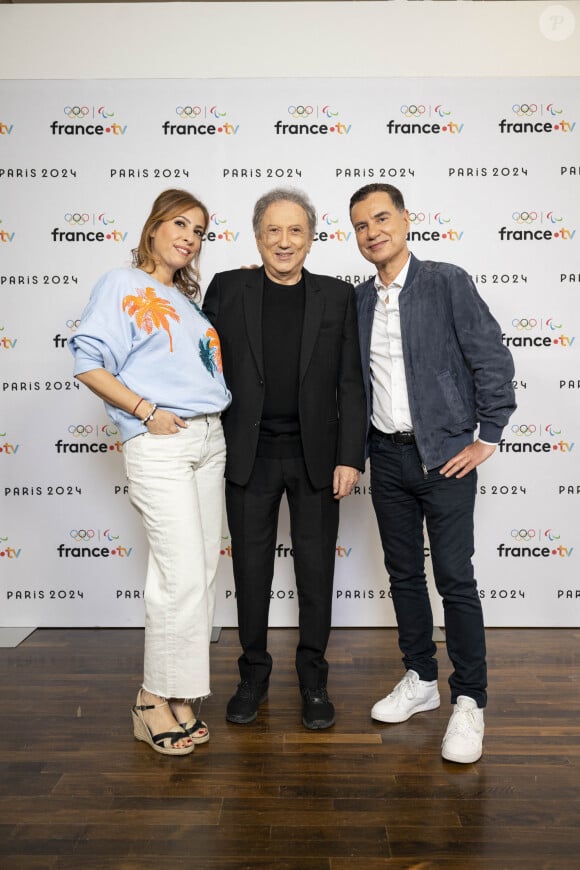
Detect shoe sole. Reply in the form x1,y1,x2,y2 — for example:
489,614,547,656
226,693,268,725
441,745,483,764
371,696,441,724
303,716,335,730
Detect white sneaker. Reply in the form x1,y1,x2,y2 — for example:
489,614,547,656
371,670,440,723
441,696,484,764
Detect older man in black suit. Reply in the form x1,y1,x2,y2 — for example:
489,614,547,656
203,188,366,730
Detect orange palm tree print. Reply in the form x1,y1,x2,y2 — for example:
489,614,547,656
122,287,180,353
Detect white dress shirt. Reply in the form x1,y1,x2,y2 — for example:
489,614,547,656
370,257,413,434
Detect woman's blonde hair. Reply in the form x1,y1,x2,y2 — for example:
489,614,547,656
132,188,209,301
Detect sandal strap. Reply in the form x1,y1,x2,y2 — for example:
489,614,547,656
134,700,169,712
152,728,188,747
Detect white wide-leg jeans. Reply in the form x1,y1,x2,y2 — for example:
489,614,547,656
123,414,226,700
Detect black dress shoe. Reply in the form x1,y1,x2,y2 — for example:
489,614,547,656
226,680,268,724
301,687,335,730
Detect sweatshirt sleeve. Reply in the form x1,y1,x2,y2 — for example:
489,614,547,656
69,271,135,376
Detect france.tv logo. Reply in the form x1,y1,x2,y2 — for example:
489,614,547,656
274,104,351,135
57,527,133,558
55,423,122,454
502,317,575,349
498,211,576,242
496,527,573,558
386,103,464,136
162,104,239,136
51,212,128,243
499,102,576,134
498,423,575,455
0,120,14,135
50,105,127,136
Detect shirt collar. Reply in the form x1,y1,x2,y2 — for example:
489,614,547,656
374,255,411,293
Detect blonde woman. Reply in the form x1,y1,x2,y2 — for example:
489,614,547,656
70,189,231,756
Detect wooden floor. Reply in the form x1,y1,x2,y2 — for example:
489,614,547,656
1,627,580,870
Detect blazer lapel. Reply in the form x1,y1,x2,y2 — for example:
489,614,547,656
299,269,324,382
243,267,265,379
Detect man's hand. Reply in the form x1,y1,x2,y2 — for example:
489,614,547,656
333,465,360,499
440,441,496,479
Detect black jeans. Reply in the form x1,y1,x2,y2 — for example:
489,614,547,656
226,455,339,690
370,431,487,707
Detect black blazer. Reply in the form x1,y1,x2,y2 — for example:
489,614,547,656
203,266,366,489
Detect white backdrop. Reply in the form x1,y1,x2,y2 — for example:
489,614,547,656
1,76,579,627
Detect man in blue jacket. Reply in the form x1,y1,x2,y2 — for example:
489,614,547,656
349,183,516,763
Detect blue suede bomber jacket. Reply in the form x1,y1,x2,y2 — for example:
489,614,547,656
355,254,517,471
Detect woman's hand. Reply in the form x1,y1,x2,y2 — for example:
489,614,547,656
145,408,187,435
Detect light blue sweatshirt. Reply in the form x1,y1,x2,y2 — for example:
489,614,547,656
70,267,231,442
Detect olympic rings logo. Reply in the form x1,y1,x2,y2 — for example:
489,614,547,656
408,212,425,224
288,105,313,118
68,425,94,437
321,105,339,118
70,529,95,541
511,424,536,436
65,213,90,226
511,529,535,541
66,319,81,331
511,318,538,330
64,106,89,118
176,106,202,118
512,211,537,224
400,105,425,118
512,104,538,116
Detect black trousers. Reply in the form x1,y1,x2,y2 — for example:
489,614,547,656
369,431,487,707
225,455,339,689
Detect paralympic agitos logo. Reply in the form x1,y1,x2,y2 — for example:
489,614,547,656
498,423,574,455
162,104,239,136
497,528,573,559
51,212,128,244
498,103,576,135
274,104,351,136
386,103,464,136
50,105,127,136
498,210,576,242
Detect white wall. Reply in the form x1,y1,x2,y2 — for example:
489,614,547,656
1,2,579,81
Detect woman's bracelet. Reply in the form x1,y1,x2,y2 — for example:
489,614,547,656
132,397,145,416
141,404,158,425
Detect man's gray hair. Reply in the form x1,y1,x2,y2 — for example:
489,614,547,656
252,188,317,238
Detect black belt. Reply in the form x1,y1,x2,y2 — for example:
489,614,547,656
371,426,416,445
